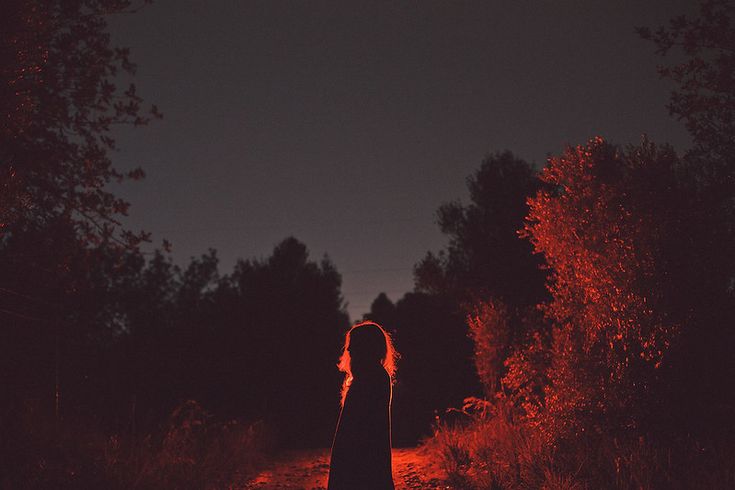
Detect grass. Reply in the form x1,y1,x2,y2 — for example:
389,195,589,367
2,400,274,489
424,397,735,490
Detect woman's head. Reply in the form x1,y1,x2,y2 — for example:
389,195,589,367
337,321,398,405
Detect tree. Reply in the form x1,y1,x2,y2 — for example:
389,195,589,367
0,1,45,229
367,291,479,445
639,1,735,431
365,292,397,326
638,0,735,172
522,137,686,439
415,151,546,309
367,153,547,442
29,235,351,444
0,0,159,246
0,0,159,434
201,237,350,446
409,152,547,436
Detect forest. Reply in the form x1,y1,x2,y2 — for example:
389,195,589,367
2,0,734,489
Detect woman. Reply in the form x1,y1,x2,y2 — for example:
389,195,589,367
327,321,398,490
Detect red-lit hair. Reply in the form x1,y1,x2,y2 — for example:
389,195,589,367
337,321,398,406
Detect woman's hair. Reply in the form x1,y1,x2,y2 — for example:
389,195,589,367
337,321,399,406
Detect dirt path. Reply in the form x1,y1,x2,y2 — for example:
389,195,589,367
244,446,453,489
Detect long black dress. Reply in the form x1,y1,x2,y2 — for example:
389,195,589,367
327,366,394,490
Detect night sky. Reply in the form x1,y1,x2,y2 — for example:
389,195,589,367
108,1,692,321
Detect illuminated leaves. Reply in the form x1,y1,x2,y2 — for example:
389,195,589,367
467,300,511,397
523,137,681,438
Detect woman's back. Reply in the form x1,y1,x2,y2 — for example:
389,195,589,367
327,366,394,490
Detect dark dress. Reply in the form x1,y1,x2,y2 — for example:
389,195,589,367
327,366,394,490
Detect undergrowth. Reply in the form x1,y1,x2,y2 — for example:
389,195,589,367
2,400,274,489
424,397,735,490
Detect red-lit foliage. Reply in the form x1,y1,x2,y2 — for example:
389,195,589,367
429,397,735,489
431,135,735,487
466,300,511,397
500,325,549,423
337,321,399,406
466,299,549,422
522,137,680,439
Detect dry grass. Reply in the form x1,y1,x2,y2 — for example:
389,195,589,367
103,400,274,489
424,398,735,490
3,400,273,489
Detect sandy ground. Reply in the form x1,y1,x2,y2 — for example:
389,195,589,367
244,446,454,489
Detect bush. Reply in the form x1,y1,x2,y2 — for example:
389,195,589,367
426,396,563,490
104,400,274,489
427,397,735,489
1,400,273,489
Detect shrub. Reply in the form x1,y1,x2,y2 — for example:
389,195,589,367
428,397,735,489
2,400,273,489
426,396,567,490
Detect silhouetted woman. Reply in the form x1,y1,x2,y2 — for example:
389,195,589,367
327,321,398,490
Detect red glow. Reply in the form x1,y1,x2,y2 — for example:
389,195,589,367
336,320,399,406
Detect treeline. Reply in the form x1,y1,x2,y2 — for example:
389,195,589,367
0,1,353,485
2,227,350,484
366,150,547,444
396,1,735,488
416,139,734,488
2,228,349,445
2,0,735,488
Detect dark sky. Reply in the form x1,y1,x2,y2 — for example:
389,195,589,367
109,0,693,321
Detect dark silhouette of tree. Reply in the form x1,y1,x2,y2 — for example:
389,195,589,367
0,0,159,246
1,2,160,452
370,152,547,443
366,292,397,325
638,0,735,435
415,151,546,309
0,217,151,430
105,249,182,429
200,237,350,446
1,1,46,229
638,0,735,170
366,292,478,445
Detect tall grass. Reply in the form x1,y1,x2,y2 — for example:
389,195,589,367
2,400,274,489
425,397,735,490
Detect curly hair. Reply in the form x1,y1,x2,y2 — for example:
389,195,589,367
337,321,399,406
